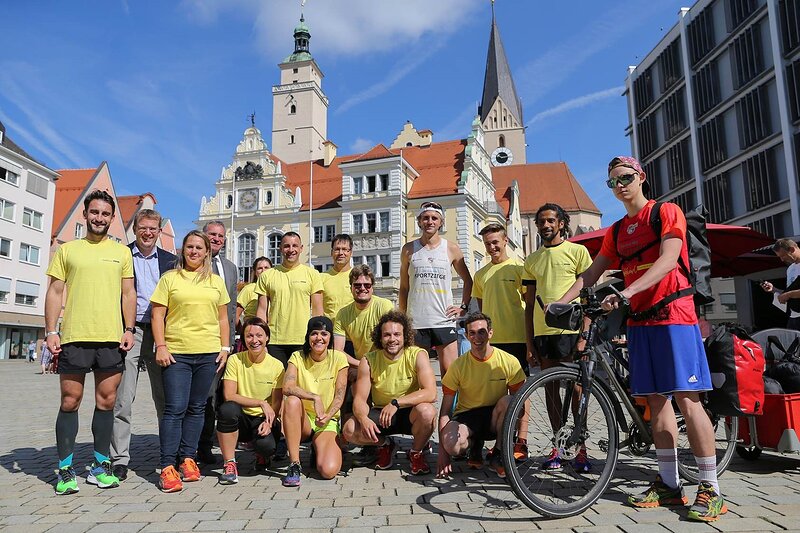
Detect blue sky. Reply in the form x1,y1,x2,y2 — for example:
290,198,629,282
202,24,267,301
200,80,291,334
0,0,687,239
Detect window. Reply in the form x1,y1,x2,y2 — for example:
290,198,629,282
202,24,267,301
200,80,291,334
0,198,14,221
0,237,10,258
25,173,48,198
499,135,505,147
749,213,786,237
379,211,390,232
473,252,484,274
638,114,658,158
19,243,40,265
726,0,758,32
688,7,716,66
743,148,779,210
633,66,654,114
74,223,85,239
379,174,389,191
314,226,324,243
698,116,727,171
662,88,687,141
787,58,800,122
780,0,800,54
730,24,764,89
266,233,282,266
736,85,772,149
353,176,363,194
366,175,376,193
14,280,39,306
659,38,683,93
22,208,43,230
266,191,273,205
693,60,721,117
0,168,19,186
379,254,390,277
366,213,377,233
226,194,233,209
670,188,697,213
325,224,336,241
365,255,377,275
238,234,256,282
293,67,298,74
667,138,692,189
703,173,733,223
720,292,737,312
289,135,295,144
352,214,364,234
643,159,663,199
0,277,9,303
290,104,296,114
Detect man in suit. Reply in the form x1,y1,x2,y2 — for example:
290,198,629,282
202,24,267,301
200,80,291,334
198,220,238,464
110,209,177,481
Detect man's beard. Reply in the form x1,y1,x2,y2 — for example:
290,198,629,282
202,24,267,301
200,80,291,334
87,222,110,237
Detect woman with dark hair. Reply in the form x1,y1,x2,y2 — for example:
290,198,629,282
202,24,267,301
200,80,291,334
236,257,272,325
280,316,348,487
150,230,231,493
215,316,284,484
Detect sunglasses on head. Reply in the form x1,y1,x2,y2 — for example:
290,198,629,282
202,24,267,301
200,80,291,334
353,282,372,289
421,201,442,210
606,173,638,188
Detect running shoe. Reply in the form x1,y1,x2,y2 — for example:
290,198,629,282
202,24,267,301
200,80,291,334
282,461,302,487
219,460,239,485
541,448,562,470
627,475,688,508
686,482,727,522
159,465,183,493
513,439,529,463
375,437,396,470
408,450,431,475
254,452,269,472
86,461,120,489
353,445,378,467
486,448,505,479
55,466,79,495
467,444,484,469
573,446,592,472
179,457,201,482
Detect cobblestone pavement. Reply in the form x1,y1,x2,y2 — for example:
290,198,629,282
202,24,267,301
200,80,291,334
2,360,800,533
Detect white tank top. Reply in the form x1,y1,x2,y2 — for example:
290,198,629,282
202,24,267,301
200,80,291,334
408,238,453,329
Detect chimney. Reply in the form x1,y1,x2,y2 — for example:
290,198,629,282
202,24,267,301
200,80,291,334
323,140,337,166
418,129,433,147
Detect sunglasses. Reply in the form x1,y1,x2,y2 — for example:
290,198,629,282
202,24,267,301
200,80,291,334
421,201,442,210
353,283,372,289
606,173,638,189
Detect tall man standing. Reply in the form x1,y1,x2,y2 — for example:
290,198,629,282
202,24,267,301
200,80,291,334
400,201,472,376
45,190,137,495
322,234,354,320
110,209,176,481
256,232,324,365
760,238,800,329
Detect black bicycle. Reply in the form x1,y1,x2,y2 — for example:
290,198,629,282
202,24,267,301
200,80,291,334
501,287,737,518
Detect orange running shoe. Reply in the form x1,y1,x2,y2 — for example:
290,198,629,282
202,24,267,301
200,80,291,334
179,457,201,482
159,465,183,493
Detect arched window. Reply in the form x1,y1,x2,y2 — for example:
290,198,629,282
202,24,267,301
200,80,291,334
266,191,273,205
290,104,296,114
238,233,256,281
226,194,233,208
266,233,282,266
290,134,295,144
499,135,505,148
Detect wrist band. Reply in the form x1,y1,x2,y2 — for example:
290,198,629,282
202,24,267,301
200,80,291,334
46,331,60,336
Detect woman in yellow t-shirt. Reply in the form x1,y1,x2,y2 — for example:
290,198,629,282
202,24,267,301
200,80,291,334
235,257,272,350
216,316,284,485
150,230,231,493
281,316,348,487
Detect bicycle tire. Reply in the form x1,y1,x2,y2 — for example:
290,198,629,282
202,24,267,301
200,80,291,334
676,411,738,483
501,367,619,518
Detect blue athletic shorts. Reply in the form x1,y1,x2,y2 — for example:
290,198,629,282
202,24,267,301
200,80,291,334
627,324,711,396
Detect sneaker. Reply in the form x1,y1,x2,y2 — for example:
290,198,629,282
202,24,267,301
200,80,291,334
573,446,592,472
219,460,239,485
354,445,378,467
375,437,396,470
159,465,183,493
628,475,688,508
467,444,484,469
112,464,128,481
55,466,79,495
686,482,728,522
86,461,120,489
179,457,201,482
486,448,506,479
541,448,562,470
282,461,302,487
408,450,431,475
513,439,529,463
254,452,269,472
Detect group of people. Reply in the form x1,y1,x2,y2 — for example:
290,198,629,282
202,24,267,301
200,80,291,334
42,155,725,522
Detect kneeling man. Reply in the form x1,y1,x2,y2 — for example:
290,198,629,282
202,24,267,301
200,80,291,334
342,311,437,475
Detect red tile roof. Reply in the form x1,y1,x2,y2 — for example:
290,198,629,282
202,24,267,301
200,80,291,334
351,143,395,163
117,193,156,230
491,162,600,215
52,166,100,237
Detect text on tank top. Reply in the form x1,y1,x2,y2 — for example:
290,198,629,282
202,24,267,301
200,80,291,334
408,238,453,329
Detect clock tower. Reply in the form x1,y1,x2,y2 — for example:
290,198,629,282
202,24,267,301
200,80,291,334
271,15,329,164
479,7,526,166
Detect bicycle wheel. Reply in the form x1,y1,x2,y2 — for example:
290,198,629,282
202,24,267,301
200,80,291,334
501,367,619,518
676,411,738,483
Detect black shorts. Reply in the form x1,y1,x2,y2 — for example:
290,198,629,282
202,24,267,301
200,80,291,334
267,344,302,367
367,407,413,436
533,334,579,361
451,405,496,441
415,327,458,349
58,342,125,374
494,343,529,375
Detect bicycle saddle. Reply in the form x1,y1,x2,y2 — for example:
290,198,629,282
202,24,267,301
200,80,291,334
545,302,583,331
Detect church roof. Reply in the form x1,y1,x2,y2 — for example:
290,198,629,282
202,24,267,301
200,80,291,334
491,162,601,215
479,14,524,125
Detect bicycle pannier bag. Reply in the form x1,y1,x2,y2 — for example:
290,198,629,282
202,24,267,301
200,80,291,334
544,303,583,331
704,324,765,416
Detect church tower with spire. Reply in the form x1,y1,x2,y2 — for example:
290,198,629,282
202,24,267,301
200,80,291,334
480,6,526,166
271,15,329,164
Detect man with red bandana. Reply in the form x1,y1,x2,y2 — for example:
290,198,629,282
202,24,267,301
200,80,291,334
553,156,725,522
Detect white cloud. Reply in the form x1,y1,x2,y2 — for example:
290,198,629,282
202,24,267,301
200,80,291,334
106,78,169,118
527,86,624,126
436,102,479,142
349,137,375,153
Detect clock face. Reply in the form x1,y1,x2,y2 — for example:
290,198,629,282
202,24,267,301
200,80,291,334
491,147,513,166
239,189,258,210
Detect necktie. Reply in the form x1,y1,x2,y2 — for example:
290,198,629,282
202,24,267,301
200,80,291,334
212,257,220,275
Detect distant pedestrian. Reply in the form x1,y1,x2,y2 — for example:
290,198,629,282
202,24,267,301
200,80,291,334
40,343,53,374
27,340,36,362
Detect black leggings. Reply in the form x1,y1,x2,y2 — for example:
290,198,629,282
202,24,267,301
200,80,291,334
216,401,280,458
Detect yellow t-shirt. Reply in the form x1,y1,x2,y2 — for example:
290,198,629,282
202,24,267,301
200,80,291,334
321,268,354,319
472,258,526,344
236,282,259,319
441,347,525,415
255,264,323,345
523,241,591,336
222,351,285,417
333,296,394,358
364,346,425,408
46,239,134,344
150,270,231,354
288,349,349,421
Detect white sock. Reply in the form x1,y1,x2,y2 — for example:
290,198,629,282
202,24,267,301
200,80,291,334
694,455,719,494
656,448,680,489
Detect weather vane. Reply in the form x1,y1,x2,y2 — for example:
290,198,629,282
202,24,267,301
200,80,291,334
248,112,256,127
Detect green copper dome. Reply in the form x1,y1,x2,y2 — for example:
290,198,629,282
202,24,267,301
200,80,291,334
285,15,312,63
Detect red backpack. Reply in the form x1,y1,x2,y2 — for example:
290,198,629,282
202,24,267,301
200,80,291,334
704,324,765,416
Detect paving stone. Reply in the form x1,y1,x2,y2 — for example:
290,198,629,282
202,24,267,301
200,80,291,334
194,519,249,531
374,527,428,533
85,523,146,533
242,518,289,529
312,505,364,517
711,517,780,531
139,523,200,533
281,517,338,529
336,514,387,527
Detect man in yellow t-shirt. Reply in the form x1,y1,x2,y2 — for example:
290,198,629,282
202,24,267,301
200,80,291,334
255,232,323,366
436,313,525,480
342,311,437,475
321,234,354,321
44,190,137,494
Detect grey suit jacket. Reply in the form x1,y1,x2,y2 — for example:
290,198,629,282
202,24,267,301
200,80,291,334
215,255,238,345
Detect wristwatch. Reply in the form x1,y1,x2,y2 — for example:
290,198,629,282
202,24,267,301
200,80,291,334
221,346,232,353
459,303,469,310
391,399,400,408
46,331,59,336
124,326,136,334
